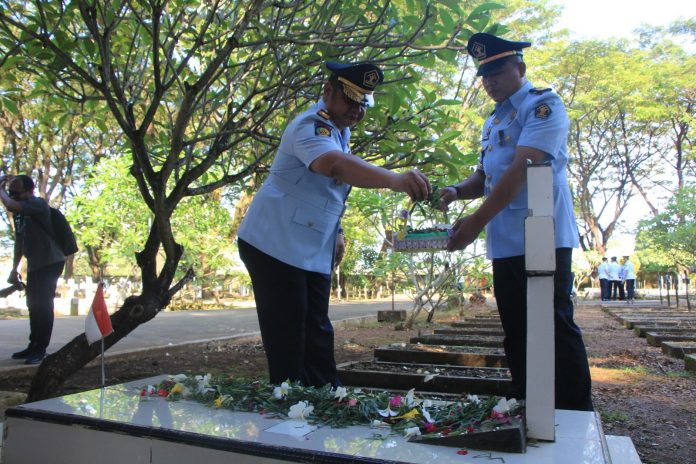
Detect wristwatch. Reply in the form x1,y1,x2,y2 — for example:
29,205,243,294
446,185,461,198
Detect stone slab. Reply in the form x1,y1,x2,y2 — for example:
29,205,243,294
1,376,619,464
645,332,696,347
685,354,696,373
376,310,407,322
410,334,504,348
622,317,696,329
337,361,510,396
373,345,507,367
451,320,503,328
433,327,505,336
661,342,696,359
633,325,696,337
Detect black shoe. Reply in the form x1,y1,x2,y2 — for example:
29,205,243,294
11,348,31,359
24,352,46,365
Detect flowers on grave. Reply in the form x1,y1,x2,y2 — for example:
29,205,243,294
273,381,291,399
288,401,314,420
141,375,523,442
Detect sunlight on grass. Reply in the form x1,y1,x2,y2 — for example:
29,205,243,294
600,409,630,423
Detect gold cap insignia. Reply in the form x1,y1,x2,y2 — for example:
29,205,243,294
471,42,486,60
364,70,380,88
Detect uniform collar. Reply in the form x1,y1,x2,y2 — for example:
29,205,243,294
494,80,533,113
315,99,350,139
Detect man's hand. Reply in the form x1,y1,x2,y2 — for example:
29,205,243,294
334,234,346,268
7,270,20,285
446,215,486,251
438,186,458,212
391,169,431,201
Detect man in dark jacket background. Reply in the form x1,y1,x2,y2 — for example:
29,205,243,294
0,175,65,364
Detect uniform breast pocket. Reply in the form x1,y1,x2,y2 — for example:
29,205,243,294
292,206,330,234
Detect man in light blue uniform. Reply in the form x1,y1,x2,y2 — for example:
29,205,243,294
622,256,636,302
598,257,610,301
238,61,430,387
439,33,592,410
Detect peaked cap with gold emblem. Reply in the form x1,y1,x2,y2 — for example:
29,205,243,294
467,33,531,77
326,61,384,107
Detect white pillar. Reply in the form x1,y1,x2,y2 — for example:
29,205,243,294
525,163,556,441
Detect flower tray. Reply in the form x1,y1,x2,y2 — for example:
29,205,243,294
337,361,511,396
393,227,450,252
410,334,505,348
374,343,507,368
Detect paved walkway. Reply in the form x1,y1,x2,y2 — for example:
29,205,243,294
0,299,412,373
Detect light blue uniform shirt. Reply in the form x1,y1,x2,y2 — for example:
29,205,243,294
238,100,351,274
623,261,635,279
480,80,579,259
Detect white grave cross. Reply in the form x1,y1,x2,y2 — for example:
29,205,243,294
524,162,556,441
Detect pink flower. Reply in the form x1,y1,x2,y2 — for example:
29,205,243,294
424,423,437,433
389,396,402,407
457,449,468,455
348,399,358,407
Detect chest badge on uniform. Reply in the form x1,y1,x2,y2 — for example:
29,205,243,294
534,103,552,119
314,121,332,137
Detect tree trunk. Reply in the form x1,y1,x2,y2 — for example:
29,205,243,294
27,293,163,401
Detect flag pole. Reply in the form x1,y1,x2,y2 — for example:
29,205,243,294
100,336,106,388
99,274,106,389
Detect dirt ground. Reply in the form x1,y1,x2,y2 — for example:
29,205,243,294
1,303,695,463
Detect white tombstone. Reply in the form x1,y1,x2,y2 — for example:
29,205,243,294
525,163,556,441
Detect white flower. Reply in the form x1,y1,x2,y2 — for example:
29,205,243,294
378,405,398,417
493,397,518,414
466,394,481,405
421,407,433,424
423,373,438,383
273,381,291,399
194,374,212,393
422,399,433,408
404,388,416,406
334,386,348,402
288,401,314,420
172,374,188,382
404,426,421,438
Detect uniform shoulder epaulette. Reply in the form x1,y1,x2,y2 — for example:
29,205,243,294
529,87,552,95
317,109,331,120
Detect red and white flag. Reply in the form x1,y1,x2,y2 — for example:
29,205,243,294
85,283,113,345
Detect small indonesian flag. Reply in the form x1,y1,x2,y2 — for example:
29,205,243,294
85,283,113,345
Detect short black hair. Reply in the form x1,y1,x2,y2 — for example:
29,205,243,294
12,175,34,191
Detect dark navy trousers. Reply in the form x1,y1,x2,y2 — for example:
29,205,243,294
25,261,64,355
492,248,593,411
238,239,338,387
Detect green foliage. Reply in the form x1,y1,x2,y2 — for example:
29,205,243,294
69,156,238,282
636,187,696,270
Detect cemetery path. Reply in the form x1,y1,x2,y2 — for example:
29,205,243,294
1,302,695,464
0,298,411,371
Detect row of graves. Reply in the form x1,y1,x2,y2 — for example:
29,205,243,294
602,303,696,373
2,165,640,463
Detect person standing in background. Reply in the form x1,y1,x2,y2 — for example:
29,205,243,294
608,257,621,300
598,257,609,301
0,175,65,365
623,256,636,303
